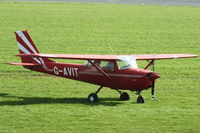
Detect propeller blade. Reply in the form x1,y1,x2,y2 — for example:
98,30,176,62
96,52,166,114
151,80,156,99
151,80,155,96
151,59,156,99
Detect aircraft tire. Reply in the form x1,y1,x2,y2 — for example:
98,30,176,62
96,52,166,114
120,92,130,101
88,93,98,102
137,95,145,103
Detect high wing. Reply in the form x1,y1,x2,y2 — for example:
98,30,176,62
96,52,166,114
16,54,198,60
16,54,118,60
131,54,198,60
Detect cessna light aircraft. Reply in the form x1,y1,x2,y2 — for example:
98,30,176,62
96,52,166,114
7,30,198,103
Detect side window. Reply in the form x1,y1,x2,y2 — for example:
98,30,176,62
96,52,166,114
100,61,114,71
85,60,94,67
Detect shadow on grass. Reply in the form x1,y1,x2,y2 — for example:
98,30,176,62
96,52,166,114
0,93,122,106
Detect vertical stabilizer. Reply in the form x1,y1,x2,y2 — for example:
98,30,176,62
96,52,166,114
14,30,53,70
15,30,40,63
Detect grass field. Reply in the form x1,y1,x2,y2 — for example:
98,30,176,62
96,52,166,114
0,1,200,133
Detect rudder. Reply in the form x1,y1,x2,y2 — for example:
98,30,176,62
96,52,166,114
15,30,40,63
14,30,54,70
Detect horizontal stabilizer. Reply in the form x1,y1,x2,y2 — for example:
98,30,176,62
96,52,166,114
5,63,40,66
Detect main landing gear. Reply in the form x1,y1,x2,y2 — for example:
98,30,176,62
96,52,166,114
88,87,145,103
88,93,98,102
88,86,103,102
88,86,130,102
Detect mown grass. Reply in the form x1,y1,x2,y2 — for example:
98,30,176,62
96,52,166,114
0,1,200,133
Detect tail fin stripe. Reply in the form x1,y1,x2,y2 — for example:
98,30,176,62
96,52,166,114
17,42,31,54
23,31,39,53
16,31,38,54
17,42,42,65
18,42,42,65
38,58,49,70
14,30,53,72
16,34,34,54
33,58,42,65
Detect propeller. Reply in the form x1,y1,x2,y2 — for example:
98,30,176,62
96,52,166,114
145,59,159,99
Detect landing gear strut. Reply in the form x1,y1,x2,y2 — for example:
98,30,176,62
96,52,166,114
88,86,103,102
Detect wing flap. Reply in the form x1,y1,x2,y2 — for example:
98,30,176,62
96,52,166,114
15,54,198,60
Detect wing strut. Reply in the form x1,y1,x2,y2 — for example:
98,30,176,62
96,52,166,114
144,60,154,70
88,60,112,80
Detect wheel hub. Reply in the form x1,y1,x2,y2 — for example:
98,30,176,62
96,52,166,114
89,96,94,102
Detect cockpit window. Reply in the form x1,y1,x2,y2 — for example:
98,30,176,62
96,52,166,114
85,60,114,71
84,60,95,67
100,61,114,71
117,56,138,70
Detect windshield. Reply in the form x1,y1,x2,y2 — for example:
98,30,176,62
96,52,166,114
117,56,138,70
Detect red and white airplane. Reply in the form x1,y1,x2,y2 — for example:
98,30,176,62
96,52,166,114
7,30,198,103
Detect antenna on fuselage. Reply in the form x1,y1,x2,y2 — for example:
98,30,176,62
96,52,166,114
107,42,116,55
